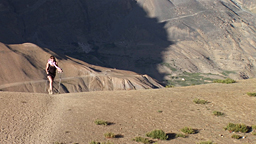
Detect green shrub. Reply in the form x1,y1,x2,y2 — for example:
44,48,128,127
252,125,256,130
193,98,209,104
213,78,236,84
231,134,242,139
94,120,109,126
104,132,116,138
181,127,196,134
197,141,213,144
252,125,256,135
175,133,187,138
247,92,256,97
90,141,114,144
132,137,151,144
90,141,100,144
146,129,168,140
165,85,174,88
224,123,249,133
213,111,224,116
166,72,217,87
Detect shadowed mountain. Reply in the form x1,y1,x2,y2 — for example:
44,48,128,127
0,0,172,82
0,0,256,88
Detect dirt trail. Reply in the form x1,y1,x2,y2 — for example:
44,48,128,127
26,95,66,144
0,79,256,144
0,92,53,143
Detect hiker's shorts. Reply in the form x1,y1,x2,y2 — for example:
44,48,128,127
47,73,56,79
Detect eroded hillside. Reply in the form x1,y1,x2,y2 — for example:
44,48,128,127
0,43,163,93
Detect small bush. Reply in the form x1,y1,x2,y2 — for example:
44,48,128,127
193,98,209,104
213,111,224,116
181,127,196,134
132,137,151,144
231,134,242,139
252,125,256,135
165,85,174,88
197,141,213,144
90,141,113,144
146,129,168,140
213,78,236,84
247,92,256,97
104,132,116,138
94,120,109,126
224,123,249,133
90,141,100,144
175,133,187,138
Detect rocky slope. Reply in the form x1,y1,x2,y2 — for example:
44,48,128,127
0,0,256,86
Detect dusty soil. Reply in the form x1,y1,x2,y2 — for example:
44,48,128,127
0,79,256,144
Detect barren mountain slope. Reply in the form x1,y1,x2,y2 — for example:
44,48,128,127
136,0,256,79
0,42,163,93
0,79,255,144
0,0,256,85
234,0,256,13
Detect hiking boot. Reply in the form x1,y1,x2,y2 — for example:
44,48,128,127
48,88,53,95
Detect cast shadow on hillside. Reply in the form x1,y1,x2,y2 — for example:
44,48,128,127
1,0,174,84
62,0,173,83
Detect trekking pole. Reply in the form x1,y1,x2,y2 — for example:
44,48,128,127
58,72,62,94
45,80,48,92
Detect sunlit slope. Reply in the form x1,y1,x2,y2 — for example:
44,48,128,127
0,43,163,93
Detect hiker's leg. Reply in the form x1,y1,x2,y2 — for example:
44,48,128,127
47,75,53,90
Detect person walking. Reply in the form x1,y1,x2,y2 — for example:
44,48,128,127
45,56,63,94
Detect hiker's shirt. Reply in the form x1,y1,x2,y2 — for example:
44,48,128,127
47,64,57,78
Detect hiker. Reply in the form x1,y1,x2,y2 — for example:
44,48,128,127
45,56,63,94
